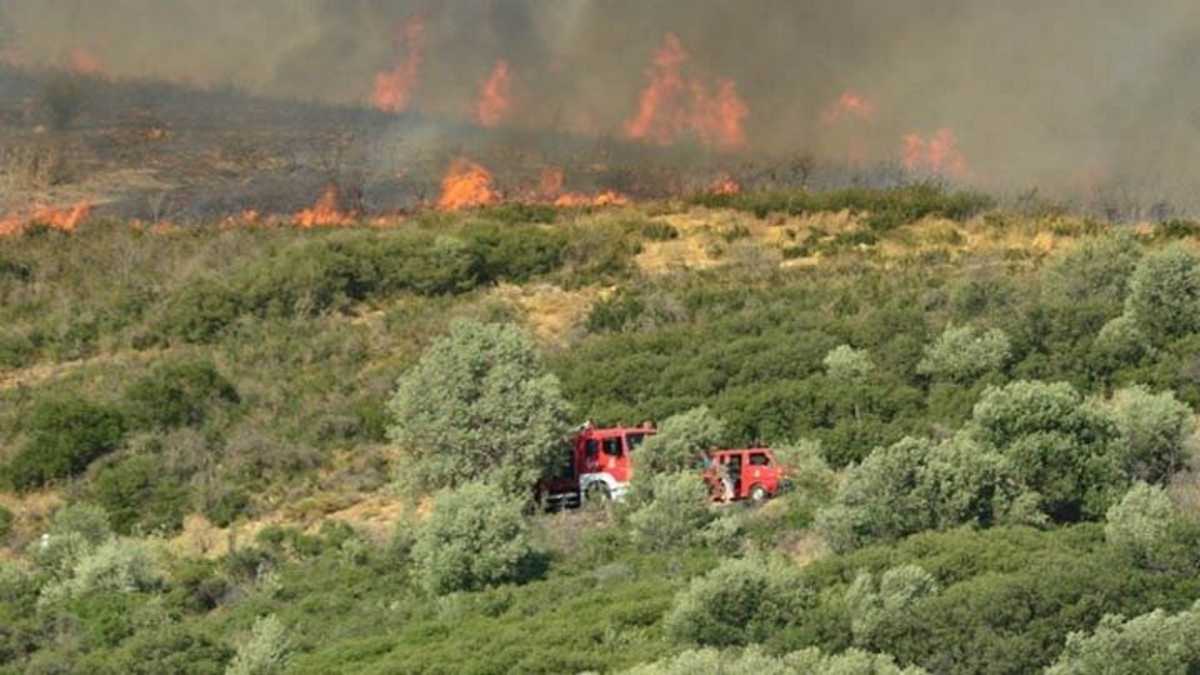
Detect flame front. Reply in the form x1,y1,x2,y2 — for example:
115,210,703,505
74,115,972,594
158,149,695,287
68,48,105,77
295,184,356,228
710,175,741,195
438,159,500,211
475,60,513,128
822,91,875,126
371,16,426,114
0,202,92,237
903,129,969,179
624,34,749,152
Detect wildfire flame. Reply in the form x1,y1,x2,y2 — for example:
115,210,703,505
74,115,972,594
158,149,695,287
295,184,358,228
475,60,513,127
709,175,741,195
371,16,426,114
0,202,92,237
68,48,105,77
624,33,749,151
538,166,630,207
821,91,875,126
438,159,500,211
903,129,970,179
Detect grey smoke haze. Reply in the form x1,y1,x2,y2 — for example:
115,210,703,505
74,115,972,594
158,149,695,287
2,0,1199,202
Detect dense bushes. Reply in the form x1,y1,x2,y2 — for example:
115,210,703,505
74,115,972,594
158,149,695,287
690,183,994,231
1047,602,1200,675
387,320,572,496
123,359,239,430
90,456,188,535
411,482,537,595
664,555,810,646
4,396,127,490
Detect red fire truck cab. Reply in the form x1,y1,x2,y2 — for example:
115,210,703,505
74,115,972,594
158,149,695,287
701,447,788,502
538,424,655,508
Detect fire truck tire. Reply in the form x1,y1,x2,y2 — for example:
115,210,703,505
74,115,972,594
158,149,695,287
585,482,612,503
749,485,769,502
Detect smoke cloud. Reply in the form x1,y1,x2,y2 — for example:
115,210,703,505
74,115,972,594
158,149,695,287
3,0,1199,205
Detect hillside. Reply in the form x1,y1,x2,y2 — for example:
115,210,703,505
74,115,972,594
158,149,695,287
1,187,1200,673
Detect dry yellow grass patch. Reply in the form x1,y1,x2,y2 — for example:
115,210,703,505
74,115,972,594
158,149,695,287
492,282,607,345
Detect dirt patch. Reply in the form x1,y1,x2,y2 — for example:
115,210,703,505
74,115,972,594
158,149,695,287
492,282,607,345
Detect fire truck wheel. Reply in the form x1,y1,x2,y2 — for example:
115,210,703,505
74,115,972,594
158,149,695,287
749,485,769,502
585,482,612,503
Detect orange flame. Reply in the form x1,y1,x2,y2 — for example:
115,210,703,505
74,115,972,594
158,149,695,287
624,34,749,151
538,166,630,207
371,17,426,114
903,129,970,179
438,159,500,211
68,48,105,77
0,202,92,237
539,167,566,197
710,175,741,195
295,185,357,228
822,91,875,126
475,60,513,127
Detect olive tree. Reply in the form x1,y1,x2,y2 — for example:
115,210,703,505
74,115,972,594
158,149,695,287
635,406,726,476
846,565,940,647
663,555,810,646
387,320,572,496
411,482,535,595
226,614,291,675
916,325,1010,383
970,380,1123,521
1105,482,1175,566
1047,602,1200,675
1124,245,1200,343
1099,385,1195,484
824,345,875,385
623,646,928,675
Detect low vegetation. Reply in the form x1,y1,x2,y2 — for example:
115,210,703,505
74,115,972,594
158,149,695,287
0,184,1198,672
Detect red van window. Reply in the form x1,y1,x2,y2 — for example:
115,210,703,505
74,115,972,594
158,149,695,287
749,452,771,467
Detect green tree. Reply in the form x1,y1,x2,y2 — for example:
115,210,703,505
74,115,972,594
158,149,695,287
663,555,810,647
5,395,126,490
411,482,536,595
387,320,572,496
1040,232,1142,308
916,325,1010,383
824,345,875,385
226,614,290,675
1046,601,1200,675
1125,245,1200,343
635,406,727,476
124,359,240,430
1105,482,1175,567
970,381,1123,521
623,646,928,675
1099,385,1195,484
627,471,715,551
846,565,940,647
817,435,1017,552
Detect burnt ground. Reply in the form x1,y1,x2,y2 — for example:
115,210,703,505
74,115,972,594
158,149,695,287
0,65,901,224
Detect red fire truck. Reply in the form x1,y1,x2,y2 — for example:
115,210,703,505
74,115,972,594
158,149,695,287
538,424,790,507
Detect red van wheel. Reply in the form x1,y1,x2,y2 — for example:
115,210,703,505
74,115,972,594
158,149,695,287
750,485,769,502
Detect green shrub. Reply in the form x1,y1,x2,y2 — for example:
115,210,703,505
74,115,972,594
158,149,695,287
627,472,716,551
641,222,680,241
623,646,928,675
1046,601,1200,675
663,555,810,646
817,435,1020,552
387,320,572,496
226,614,290,675
163,278,245,344
916,325,1011,383
1125,245,1200,343
969,380,1124,521
464,224,568,283
90,456,188,535
636,406,727,476
412,482,537,595
846,565,940,647
1105,482,1175,567
824,345,875,385
5,396,127,490
1099,385,1195,484
39,537,164,606
204,488,251,528
0,504,11,542
82,622,233,675
0,330,36,369
124,359,239,430
1155,219,1200,241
